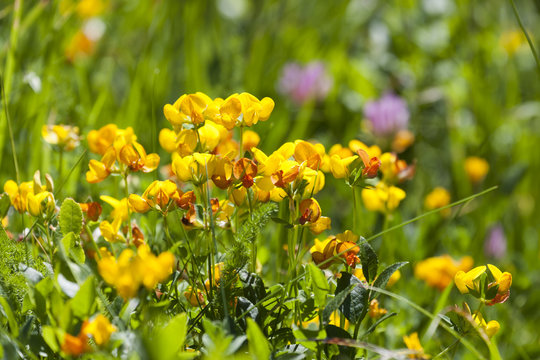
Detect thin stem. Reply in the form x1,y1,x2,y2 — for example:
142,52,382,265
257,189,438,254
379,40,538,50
123,173,132,244
352,186,358,234
85,224,101,260
509,0,540,75
239,125,244,159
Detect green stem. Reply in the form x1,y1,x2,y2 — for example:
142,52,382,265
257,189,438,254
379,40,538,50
58,149,64,193
509,0,540,76
239,125,244,159
352,186,358,234
85,224,101,260
123,173,132,244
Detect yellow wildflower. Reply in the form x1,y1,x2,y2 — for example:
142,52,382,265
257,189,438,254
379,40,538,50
455,264,512,305
361,182,406,213
128,180,178,213
415,255,473,291
42,124,81,151
464,156,489,184
368,299,387,319
403,332,430,359
81,314,116,346
242,130,260,152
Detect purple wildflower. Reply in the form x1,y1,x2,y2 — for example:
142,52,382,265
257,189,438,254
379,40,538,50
278,61,333,105
364,93,410,138
484,224,507,259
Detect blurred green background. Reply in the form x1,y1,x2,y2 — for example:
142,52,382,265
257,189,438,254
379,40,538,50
1,0,540,357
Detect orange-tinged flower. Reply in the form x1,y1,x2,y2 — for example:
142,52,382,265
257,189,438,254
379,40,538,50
392,129,415,153
328,144,354,159
65,31,95,61
294,141,322,170
308,216,331,235
310,230,359,268
379,152,414,184
415,255,473,291
87,124,122,155
184,286,206,307
118,141,160,173
4,180,34,213
79,202,102,222
298,198,322,225
464,156,489,184
357,149,381,178
349,140,381,159
310,237,338,269
233,158,258,188
61,332,88,356
368,299,387,319
129,180,178,213
212,156,234,189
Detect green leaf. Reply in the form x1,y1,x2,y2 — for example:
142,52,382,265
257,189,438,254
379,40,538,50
0,296,18,337
322,285,354,325
336,273,369,323
61,232,85,264
360,238,378,282
361,312,397,338
247,318,271,360
41,325,59,352
70,276,95,319
0,194,10,218
59,198,83,236
307,263,329,308
271,217,294,228
147,313,189,360
372,262,408,299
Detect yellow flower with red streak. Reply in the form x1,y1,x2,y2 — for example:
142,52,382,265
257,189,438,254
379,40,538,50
310,230,359,268
128,180,180,213
379,152,415,184
184,286,206,307
86,125,159,183
42,124,81,151
415,255,473,291
97,245,175,300
455,264,512,305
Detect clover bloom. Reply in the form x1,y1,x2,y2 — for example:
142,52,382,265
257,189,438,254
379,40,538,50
484,224,507,259
464,156,489,184
414,255,473,291
278,61,333,105
454,264,512,305
364,93,409,138
42,124,81,151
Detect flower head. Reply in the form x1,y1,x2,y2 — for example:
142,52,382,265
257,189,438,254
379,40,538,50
464,156,489,184
454,264,512,305
364,93,409,138
415,255,473,291
278,61,333,105
42,124,81,151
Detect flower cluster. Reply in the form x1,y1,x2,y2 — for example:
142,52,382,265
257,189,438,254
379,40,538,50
97,245,175,299
455,264,512,305
86,124,160,183
3,172,55,217
62,314,116,356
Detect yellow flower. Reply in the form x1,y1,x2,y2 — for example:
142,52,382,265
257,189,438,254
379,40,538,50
99,196,129,242
500,30,526,55
308,216,331,235
82,314,116,346
172,152,216,184
472,312,500,339
415,255,473,291
4,180,34,213
27,191,55,217
361,183,406,213
455,264,512,304
236,92,275,127
76,0,107,19
329,154,357,179
61,332,88,356
310,231,360,269
348,140,381,159
294,141,322,170
128,180,178,213
184,286,206,307
368,299,387,319
242,130,260,152
403,332,430,359
97,245,175,300
298,198,322,225
87,124,123,155
464,156,489,184
392,129,415,153
379,152,414,184
424,187,450,210
42,124,81,151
